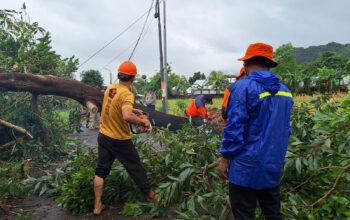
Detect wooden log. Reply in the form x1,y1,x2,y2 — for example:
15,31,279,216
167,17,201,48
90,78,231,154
86,101,98,114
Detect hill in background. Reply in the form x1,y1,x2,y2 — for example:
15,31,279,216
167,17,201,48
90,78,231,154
294,42,350,63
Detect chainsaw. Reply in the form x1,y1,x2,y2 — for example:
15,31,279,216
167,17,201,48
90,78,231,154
130,112,152,134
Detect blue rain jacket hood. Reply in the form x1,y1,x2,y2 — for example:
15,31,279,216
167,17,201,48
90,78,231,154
220,70,293,189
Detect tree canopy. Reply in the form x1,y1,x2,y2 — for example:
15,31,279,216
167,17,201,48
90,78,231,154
80,69,104,90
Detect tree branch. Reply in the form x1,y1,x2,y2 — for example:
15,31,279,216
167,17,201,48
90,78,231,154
0,72,103,107
309,163,350,208
0,138,23,150
289,166,344,193
0,118,33,138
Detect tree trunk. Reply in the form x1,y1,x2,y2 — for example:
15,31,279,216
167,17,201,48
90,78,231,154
0,72,190,131
31,94,51,147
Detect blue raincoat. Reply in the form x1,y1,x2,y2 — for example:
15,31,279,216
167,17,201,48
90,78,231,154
220,70,293,189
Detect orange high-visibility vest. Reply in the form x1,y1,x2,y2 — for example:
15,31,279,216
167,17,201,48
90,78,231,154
185,100,208,119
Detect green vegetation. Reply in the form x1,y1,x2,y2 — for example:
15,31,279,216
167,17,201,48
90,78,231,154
295,42,350,63
0,7,81,156
273,43,349,94
0,7,83,215
80,69,104,90
207,70,229,91
26,95,350,219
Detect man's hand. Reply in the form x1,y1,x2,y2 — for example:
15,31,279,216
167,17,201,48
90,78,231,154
132,109,143,115
141,118,151,128
217,157,229,180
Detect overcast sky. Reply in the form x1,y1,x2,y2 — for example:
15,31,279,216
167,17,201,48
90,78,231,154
2,0,350,83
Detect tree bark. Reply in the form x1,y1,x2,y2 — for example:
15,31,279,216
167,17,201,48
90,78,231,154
0,72,190,131
31,94,51,147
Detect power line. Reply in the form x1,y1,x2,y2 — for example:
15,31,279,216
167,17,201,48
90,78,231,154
131,17,156,58
100,41,136,71
100,16,155,70
78,9,151,68
128,0,155,60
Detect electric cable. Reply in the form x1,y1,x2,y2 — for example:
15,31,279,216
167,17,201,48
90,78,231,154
128,0,155,60
100,16,155,70
78,8,150,68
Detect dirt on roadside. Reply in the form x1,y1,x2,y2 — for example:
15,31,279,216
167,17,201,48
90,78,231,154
1,196,166,220
208,108,225,133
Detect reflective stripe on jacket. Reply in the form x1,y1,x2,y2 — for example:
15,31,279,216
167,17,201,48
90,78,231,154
220,70,294,189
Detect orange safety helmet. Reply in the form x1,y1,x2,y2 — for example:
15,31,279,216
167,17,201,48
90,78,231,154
238,42,278,67
118,61,137,76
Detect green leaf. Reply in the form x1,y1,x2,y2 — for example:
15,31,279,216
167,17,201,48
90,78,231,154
39,184,47,196
179,168,194,182
121,203,144,217
168,175,180,182
324,139,331,148
165,154,171,166
185,149,197,155
291,141,304,146
296,158,302,173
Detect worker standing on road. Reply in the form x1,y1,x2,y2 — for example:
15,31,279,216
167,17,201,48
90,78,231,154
221,67,247,121
93,61,157,216
218,43,293,220
185,94,214,123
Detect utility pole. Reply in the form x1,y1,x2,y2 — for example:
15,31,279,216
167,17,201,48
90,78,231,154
163,0,168,113
103,67,113,84
155,0,168,113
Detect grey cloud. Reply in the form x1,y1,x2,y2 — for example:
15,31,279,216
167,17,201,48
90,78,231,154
1,0,350,82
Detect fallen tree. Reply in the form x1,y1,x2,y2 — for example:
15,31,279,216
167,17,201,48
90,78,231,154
0,72,189,131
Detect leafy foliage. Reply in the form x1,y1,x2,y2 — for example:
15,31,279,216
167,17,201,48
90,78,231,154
39,95,350,219
274,43,349,94
207,70,229,91
0,7,79,160
80,69,104,90
189,72,206,85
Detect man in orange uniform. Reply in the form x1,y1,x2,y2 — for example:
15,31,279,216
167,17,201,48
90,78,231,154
93,61,156,215
185,94,214,122
221,67,247,121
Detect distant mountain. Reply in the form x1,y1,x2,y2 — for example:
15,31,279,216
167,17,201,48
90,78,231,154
294,42,350,63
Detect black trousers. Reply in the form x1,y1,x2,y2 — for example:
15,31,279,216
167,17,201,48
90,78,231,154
229,183,283,220
95,133,151,194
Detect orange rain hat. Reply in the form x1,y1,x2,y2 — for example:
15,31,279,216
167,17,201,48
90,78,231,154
238,42,278,67
118,61,137,76
236,67,246,80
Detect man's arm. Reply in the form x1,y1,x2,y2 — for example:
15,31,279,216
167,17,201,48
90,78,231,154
122,107,150,128
220,81,250,159
132,108,143,115
122,92,150,128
